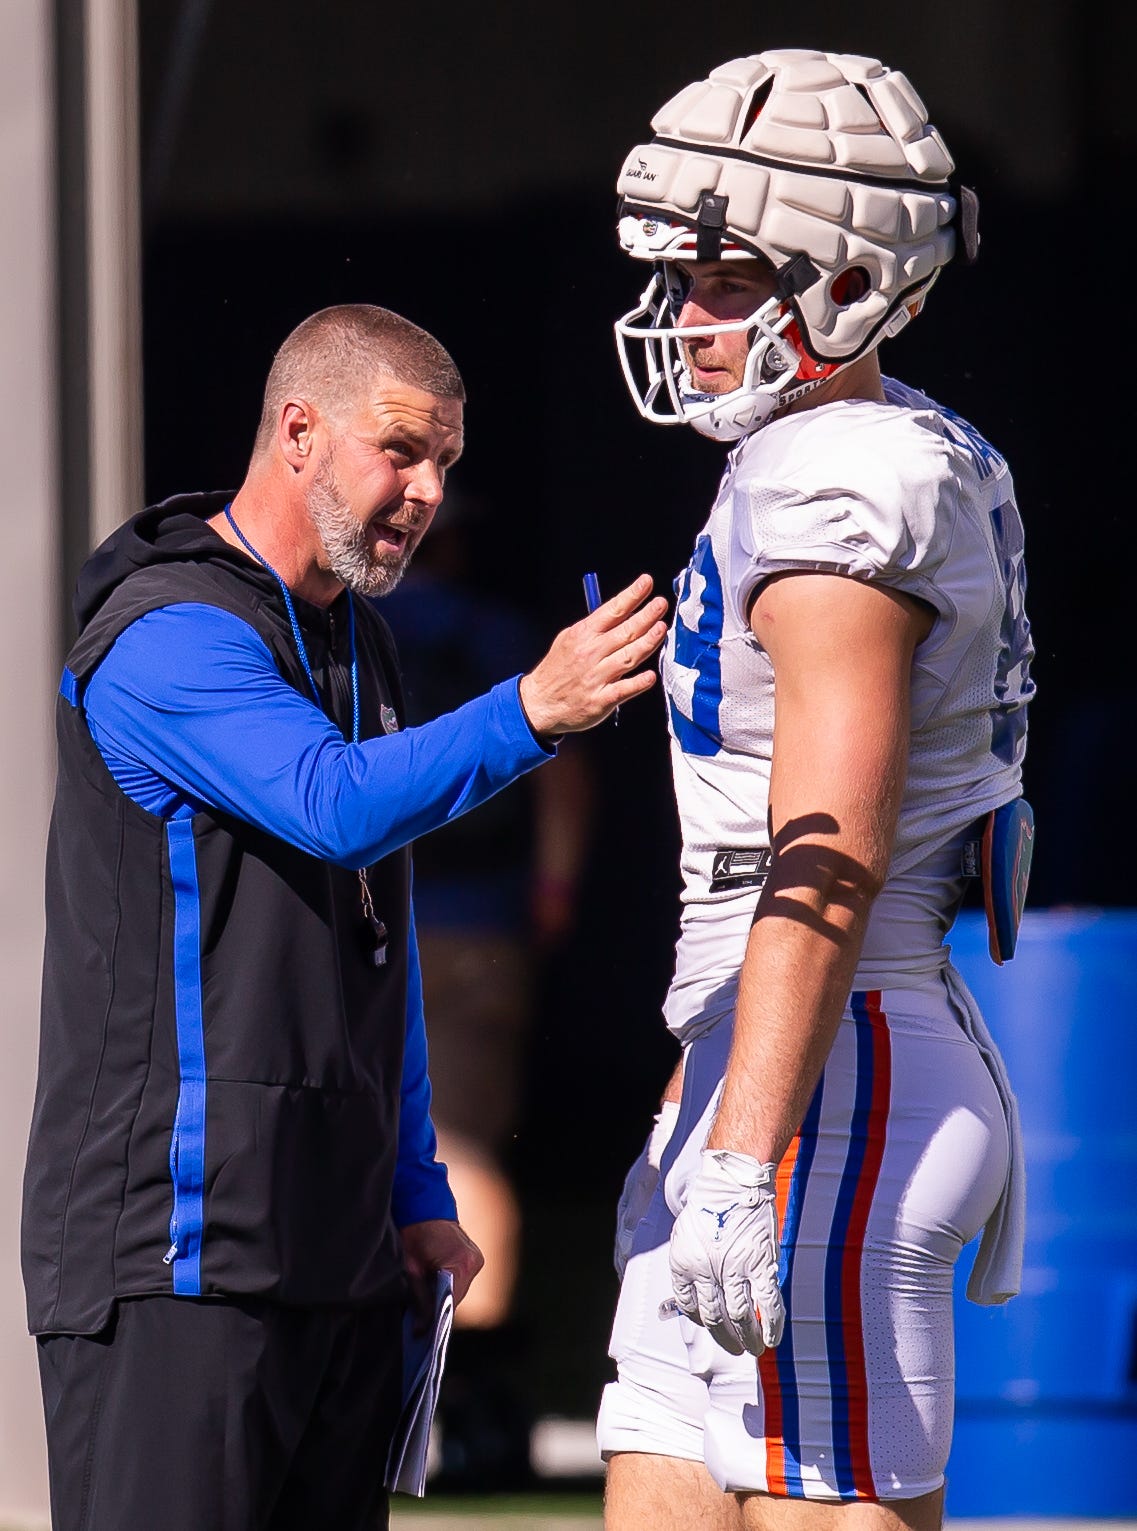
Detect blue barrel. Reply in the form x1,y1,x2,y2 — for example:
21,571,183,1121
944,908,1137,1517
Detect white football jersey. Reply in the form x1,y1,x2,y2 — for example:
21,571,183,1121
662,377,1034,1039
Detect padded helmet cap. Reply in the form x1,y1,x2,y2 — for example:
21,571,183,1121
616,48,967,361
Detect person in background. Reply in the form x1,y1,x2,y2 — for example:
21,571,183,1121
596,49,1034,1531
379,494,596,1489
21,302,666,1531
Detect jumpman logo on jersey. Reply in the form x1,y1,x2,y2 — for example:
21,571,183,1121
702,1203,739,1240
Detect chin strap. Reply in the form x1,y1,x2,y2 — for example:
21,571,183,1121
771,371,841,412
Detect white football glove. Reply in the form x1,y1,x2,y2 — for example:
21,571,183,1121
669,1148,785,1358
614,1099,680,1280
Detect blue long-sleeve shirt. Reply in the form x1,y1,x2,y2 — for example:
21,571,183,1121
82,601,553,1226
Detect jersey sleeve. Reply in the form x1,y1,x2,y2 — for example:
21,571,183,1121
391,897,457,1227
728,408,959,624
82,602,553,866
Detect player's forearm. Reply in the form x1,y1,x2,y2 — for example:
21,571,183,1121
706,854,881,1165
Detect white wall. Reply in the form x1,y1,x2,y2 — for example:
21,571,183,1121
0,0,140,1521
0,0,58,1519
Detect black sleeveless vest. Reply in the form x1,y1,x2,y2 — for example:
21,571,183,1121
23,496,412,1333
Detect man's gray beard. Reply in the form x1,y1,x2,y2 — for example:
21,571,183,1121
306,457,411,598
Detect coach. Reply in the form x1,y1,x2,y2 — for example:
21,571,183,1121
20,302,666,1530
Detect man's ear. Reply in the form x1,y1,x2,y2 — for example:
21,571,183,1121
278,400,315,471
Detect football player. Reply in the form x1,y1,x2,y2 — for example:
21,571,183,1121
597,47,1035,1531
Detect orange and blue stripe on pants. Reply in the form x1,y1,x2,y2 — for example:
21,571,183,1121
759,991,892,1499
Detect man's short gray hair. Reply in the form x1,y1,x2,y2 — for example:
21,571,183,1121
253,304,465,456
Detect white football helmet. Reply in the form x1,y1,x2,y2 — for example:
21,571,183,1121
614,48,978,441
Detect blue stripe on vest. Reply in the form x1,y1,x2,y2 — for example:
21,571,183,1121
59,668,80,706
166,815,207,1296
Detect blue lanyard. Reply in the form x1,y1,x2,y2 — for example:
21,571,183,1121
222,503,388,965
223,502,360,743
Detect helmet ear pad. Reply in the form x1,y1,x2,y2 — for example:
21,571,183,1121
830,266,870,306
782,265,873,382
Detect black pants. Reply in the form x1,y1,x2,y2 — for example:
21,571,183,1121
37,1293,404,1531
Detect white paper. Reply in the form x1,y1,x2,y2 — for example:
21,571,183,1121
385,1269,455,1496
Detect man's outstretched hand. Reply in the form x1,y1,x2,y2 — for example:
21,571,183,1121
519,574,668,738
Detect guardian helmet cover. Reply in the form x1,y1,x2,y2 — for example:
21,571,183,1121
614,48,976,440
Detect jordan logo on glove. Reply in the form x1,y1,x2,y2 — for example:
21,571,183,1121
702,1203,739,1239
